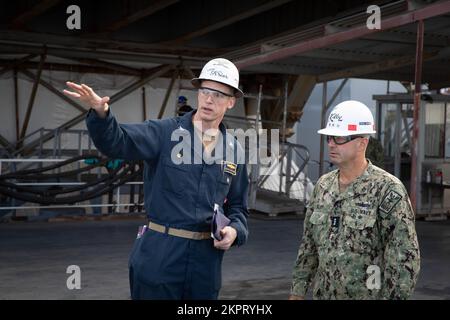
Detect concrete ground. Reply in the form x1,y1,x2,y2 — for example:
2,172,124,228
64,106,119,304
0,214,449,300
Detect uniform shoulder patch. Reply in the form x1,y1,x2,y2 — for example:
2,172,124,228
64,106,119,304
379,190,402,213
222,161,237,176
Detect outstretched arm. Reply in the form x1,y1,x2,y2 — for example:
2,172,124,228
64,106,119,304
64,82,163,161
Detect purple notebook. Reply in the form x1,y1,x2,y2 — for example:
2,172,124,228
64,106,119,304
211,204,230,241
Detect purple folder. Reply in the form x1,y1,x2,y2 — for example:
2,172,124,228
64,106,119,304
211,204,230,241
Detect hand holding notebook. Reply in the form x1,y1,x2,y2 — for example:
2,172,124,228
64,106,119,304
211,203,230,241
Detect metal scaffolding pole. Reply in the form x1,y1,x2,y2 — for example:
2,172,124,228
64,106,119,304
249,84,263,208
19,53,46,142
280,81,288,194
319,81,327,177
410,20,424,213
142,86,147,121
14,68,20,142
158,68,178,119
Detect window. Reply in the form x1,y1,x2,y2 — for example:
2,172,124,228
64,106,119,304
425,102,445,158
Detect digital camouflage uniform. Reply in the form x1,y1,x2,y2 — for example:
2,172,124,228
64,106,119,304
291,161,420,299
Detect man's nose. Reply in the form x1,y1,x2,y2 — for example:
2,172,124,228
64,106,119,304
205,95,214,103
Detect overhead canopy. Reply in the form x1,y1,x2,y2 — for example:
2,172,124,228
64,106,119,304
0,0,450,88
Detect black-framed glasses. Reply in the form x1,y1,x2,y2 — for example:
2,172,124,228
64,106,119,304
326,135,364,145
199,87,233,100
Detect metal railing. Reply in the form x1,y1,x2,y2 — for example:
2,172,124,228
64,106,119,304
0,158,144,217
258,142,310,197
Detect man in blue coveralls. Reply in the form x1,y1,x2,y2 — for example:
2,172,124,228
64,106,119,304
63,58,249,300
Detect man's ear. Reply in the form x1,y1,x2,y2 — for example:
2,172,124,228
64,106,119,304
360,138,369,151
228,97,236,109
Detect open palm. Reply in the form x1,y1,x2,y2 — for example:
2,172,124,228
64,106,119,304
63,82,110,111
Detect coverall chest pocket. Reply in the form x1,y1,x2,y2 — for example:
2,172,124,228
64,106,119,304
309,211,330,247
342,212,377,254
162,157,188,197
215,174,232,204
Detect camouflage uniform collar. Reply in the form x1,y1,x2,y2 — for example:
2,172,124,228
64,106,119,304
320,159,374,201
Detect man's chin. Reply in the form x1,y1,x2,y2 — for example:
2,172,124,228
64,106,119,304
198,112,216,121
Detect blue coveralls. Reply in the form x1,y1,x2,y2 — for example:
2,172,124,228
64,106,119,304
86,108,249,299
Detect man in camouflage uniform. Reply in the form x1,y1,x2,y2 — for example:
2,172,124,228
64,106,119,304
289,100,420,300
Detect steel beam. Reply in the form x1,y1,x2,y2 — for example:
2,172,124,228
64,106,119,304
19,53,46,141
0,54,38,77
99,0,180,33
0,42,206,67
318,46,450,82
0,31,221,57
68,58,141,76
19,68,87,113
0,134,14,153
183,65,196,80
269,74,315,122
10,0,61,28
0,59,149,76
168,0,293,44
317,51,434,82
234,1,450,69
112,64,174,103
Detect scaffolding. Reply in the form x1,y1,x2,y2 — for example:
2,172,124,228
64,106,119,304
373,93,450,219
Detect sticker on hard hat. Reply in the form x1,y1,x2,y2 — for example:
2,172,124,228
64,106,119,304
329,113,343,122
206,68,228,79
348,124,357,131
359,122,371,125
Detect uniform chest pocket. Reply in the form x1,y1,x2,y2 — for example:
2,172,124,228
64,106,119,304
344,215,376,230
342,213,377,253
162,157,188,197
215,174,232,204
309,211,330,246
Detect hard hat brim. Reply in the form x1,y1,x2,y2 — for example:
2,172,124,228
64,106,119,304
317,127,376,136
191,78,243,98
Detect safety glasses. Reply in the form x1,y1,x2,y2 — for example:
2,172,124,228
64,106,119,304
199,87,233,100
326,135,364,145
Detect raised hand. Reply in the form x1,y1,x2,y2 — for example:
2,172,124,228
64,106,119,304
63,82,110,118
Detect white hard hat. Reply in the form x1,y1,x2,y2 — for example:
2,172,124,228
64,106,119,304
191,58,243,98
318,100,376,136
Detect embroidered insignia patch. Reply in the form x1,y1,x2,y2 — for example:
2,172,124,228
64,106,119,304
379,190,402,213
222,161,237,176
